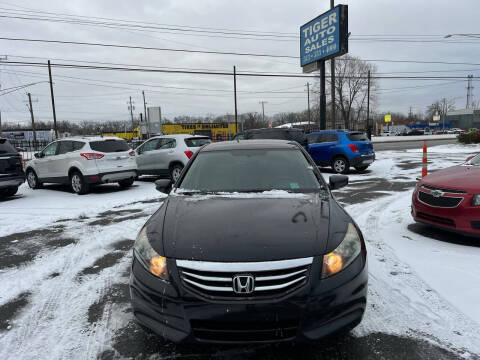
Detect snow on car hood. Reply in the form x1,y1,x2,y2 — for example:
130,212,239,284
153,193,331,262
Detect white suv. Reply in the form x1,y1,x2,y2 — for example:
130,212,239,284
135,134,211,181
26,136,137,194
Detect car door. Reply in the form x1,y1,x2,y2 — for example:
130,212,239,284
308,134,338,165
51,141,73,180
36,142,59,179
157,138,177,171
136,138,161,173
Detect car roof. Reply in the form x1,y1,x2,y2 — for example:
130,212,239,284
151,134,209,139
201,139,300,152
61,136,123,142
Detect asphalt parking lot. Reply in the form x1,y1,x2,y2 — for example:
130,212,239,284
1,144,479,360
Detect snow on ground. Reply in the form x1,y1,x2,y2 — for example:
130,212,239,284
0,143,479,358
372,134,457,143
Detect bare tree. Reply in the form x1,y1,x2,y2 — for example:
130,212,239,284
426,98,456,120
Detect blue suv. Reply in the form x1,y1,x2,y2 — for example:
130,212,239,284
307,130,375,174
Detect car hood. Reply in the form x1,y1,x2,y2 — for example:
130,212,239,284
150,193,333,262
423,165,480,192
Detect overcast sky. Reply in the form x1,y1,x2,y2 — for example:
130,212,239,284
0,0,479,126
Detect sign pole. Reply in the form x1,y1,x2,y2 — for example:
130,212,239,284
367,70,371,139
233,66,238,135
320,61,326,130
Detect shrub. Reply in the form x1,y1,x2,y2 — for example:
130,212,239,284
458,132,480,144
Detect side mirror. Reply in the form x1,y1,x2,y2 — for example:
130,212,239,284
34,152,41,159
466,154,475,163
329,175,349,190
155,179,172,193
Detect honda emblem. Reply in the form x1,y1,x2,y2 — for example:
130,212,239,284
232,275,255,294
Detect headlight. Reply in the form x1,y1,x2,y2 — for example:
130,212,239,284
133,227,168,280
473,195,480,206
322,223,362,278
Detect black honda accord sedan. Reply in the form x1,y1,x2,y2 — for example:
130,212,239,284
130,139,368,343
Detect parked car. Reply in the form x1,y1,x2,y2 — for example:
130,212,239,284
243,128,308,146
0,138,25,198
307,131,375,174
25,137,137,195
130,139,368,343
447,128,464,134
404,129,424,136
412,153,480,237
135,134,211,181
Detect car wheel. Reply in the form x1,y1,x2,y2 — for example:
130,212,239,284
4,187,19,197
70,171,89,195
332,156,350,174
118,178,135,188
170,164,184,182
355,166,369,172
26,169,42,189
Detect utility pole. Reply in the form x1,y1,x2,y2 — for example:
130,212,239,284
306,82,311,131
319,64,326,130
259,101,267,123
47,60,58,139
330,0,336,130
466,74,474,109
27,92,37,143
0,110,2,136
366,70,371,139
233,66,238,135
128,96,135,130
142,90,149,137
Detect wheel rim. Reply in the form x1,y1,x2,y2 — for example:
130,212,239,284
334,159,346,173
71,175,82,193
27,172,36,188
172,167,182,181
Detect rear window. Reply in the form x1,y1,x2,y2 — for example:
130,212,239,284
89,139,130,153
0,139,17,154
184,137,211,147
347,133,369,141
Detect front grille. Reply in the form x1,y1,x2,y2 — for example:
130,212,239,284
418,191,463,208
421,184,466,194
176,257,312,300
191,319,298,342
417,212,456,227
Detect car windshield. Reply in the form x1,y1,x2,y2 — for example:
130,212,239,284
470,154,480,166
179,149,321,193
184,137,211,147
89,139,130,153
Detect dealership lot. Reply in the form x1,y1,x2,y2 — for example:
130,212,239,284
0,144,479,359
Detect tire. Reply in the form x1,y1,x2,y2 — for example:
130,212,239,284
331,156,350,174
170,164,184,183
118,178,134,188
4,187,18,197
70,171,90,195
355,166,369,172
26,169,42,189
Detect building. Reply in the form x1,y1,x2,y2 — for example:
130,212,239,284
446,109,480,129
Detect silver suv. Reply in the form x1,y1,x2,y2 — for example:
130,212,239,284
135,134,211,181
25,136,137,194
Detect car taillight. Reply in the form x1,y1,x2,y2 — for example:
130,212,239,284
129,150,135,156
184,150,194,159
19,154,23,167
80,153,104,160
348,144,359,152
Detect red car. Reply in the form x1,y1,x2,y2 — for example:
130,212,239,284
412,153,480,237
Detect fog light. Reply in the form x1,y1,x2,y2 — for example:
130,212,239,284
473,195,480,206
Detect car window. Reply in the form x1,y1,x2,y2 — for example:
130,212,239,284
324,134,338,142
160,139,176,149
57,141,73,155
142,139,160,152
308,134,337,143
347,133,368,141
89,139,130,153
307,134,321,144
43,142,59,157
0,139,17,154
470,154,480,166
179,149,321,193
184,137,211,147
73,141,85,151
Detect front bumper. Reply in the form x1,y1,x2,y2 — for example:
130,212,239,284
350,153,375,167
0,175,25,189
411,190,480,237
129,255,368,344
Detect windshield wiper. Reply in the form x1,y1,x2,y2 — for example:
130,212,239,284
176,190,216,195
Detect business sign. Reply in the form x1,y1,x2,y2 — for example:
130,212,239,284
300,5,348,68
385,114,392,123
433,114,440,121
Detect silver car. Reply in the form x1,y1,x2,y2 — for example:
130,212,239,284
135,134,211,181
